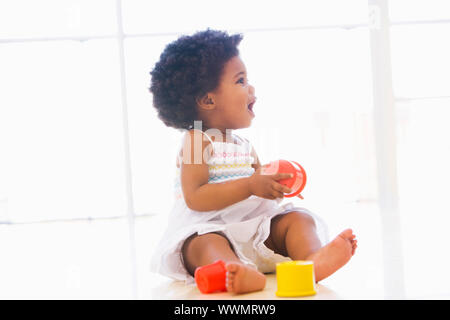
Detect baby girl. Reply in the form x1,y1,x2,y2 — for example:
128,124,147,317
149,29,357,294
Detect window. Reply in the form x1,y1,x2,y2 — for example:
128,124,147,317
1,40,127,222
2,0,450,299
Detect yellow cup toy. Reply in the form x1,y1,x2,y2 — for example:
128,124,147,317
276,261,316,297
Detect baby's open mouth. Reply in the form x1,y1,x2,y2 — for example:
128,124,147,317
247,101,255,116
247,100,256,116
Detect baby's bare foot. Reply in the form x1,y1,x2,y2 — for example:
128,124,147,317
307,228,357,282
225,262,266,294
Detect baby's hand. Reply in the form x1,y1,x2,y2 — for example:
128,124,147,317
248,167,293,200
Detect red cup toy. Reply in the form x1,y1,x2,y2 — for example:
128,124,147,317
262,160,307,199
194,259,227,294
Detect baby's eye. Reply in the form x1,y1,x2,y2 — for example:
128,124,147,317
237,77,247,85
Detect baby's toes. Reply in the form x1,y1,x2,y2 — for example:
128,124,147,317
351,240,358,255
225,264,238,291
226,274,234,291
340,228,354,240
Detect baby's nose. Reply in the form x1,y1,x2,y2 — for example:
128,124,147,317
248,84,255,95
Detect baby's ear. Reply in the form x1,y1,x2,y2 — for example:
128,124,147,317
196,93,216,111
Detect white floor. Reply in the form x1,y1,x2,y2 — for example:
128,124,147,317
1,200,450,299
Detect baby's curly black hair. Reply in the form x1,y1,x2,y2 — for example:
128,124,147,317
149,29,243,130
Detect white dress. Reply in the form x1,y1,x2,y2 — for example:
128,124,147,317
150,130,329,284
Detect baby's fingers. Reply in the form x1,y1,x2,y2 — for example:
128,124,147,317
272,172,293,181
270,189,284,199
272,181,292,194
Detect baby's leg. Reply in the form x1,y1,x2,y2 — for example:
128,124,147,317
265,212,357,282
182,232,266,294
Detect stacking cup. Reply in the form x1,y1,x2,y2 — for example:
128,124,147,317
194,259,227,294
276,261,316,297
263,160,307,199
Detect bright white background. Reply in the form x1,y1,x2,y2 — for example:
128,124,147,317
0,0,449,299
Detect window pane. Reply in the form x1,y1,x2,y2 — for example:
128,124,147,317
391,24,450,98
122,0,369,35
0,0,116,39
395,98,450,297
234,29,374,204
389,0,450,22
0,219,133,298
124,36,183,216
0,40,127,222
239,28,373,115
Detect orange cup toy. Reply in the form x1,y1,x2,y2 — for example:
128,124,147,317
194,259,227,294
263,160,307,199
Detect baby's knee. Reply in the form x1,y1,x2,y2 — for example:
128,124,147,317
182,232,230,256
285,211,316,227
181,232,233,275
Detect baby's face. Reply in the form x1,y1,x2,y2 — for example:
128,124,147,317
211,55,256,130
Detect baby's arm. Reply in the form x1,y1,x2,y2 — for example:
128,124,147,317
180,130,252,211
180,131,291,212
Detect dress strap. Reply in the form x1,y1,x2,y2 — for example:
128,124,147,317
232,133,252,152
191,128,215,146
232,133,247,145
